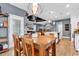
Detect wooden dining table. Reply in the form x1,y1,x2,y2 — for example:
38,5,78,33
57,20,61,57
25,36,56,56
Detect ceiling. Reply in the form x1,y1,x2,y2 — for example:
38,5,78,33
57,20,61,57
10,3,79,21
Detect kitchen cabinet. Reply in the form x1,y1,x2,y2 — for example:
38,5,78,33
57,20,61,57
0,13,9,53
75,34,79,51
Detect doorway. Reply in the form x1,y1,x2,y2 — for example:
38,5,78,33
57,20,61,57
56,22,63,39
8,14,24,48
13,19,21,35
55,19,71,39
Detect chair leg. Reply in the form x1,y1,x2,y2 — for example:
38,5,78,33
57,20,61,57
52,42,56,56
14,50,18,56
18,52,21,56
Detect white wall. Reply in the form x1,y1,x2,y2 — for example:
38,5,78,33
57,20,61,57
8,14,24,48
71,16,79,41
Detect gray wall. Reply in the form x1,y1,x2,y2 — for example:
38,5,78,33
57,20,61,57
62,20,71,37
36,24,43,31
55,18,71,37
0,3,27,35
0,3,26,17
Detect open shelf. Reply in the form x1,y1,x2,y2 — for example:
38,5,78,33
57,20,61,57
0,27,8,28
0,13,8,17
0,48,9,53
0,38,8,43
0,12,9,54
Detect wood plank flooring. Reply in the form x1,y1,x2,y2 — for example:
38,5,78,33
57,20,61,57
0,38,79,56
56,38,79,56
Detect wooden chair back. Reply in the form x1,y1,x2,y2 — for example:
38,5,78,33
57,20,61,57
37,32,42,38
13,34,21,56
22,35,28,56
22,35,35,56
38,35,47,45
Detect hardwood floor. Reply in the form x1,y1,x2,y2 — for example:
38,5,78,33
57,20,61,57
0,38,79,56
56,38,79,56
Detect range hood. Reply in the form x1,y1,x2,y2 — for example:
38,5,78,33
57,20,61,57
27,15,46,22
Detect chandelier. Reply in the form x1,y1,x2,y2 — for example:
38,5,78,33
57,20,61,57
32,3,39,15
32,3,39,22
26,3,42,16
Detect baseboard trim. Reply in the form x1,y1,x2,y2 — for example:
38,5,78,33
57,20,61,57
62,36,70,38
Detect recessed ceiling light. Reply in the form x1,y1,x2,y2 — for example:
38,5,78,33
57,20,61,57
50,11,54,14
66,4,70,8
55,16,57,18
66,12,70,15
53,22,55,25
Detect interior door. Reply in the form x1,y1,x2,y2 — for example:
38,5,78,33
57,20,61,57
56,22,63,39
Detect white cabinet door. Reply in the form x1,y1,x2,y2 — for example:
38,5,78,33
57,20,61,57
75,34,79,51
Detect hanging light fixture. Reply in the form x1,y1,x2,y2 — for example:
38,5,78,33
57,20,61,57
32,3,39,15
25,3,38,16
48,11,54,23
32,3,39,22
26,3,44,22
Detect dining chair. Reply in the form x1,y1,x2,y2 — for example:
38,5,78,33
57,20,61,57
27,33,32,38
22,35,35,56
47,33,56,56
37,35,50,56
37,32,41,38
52,42,56,56
13,34,23,56
42,33,56,56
